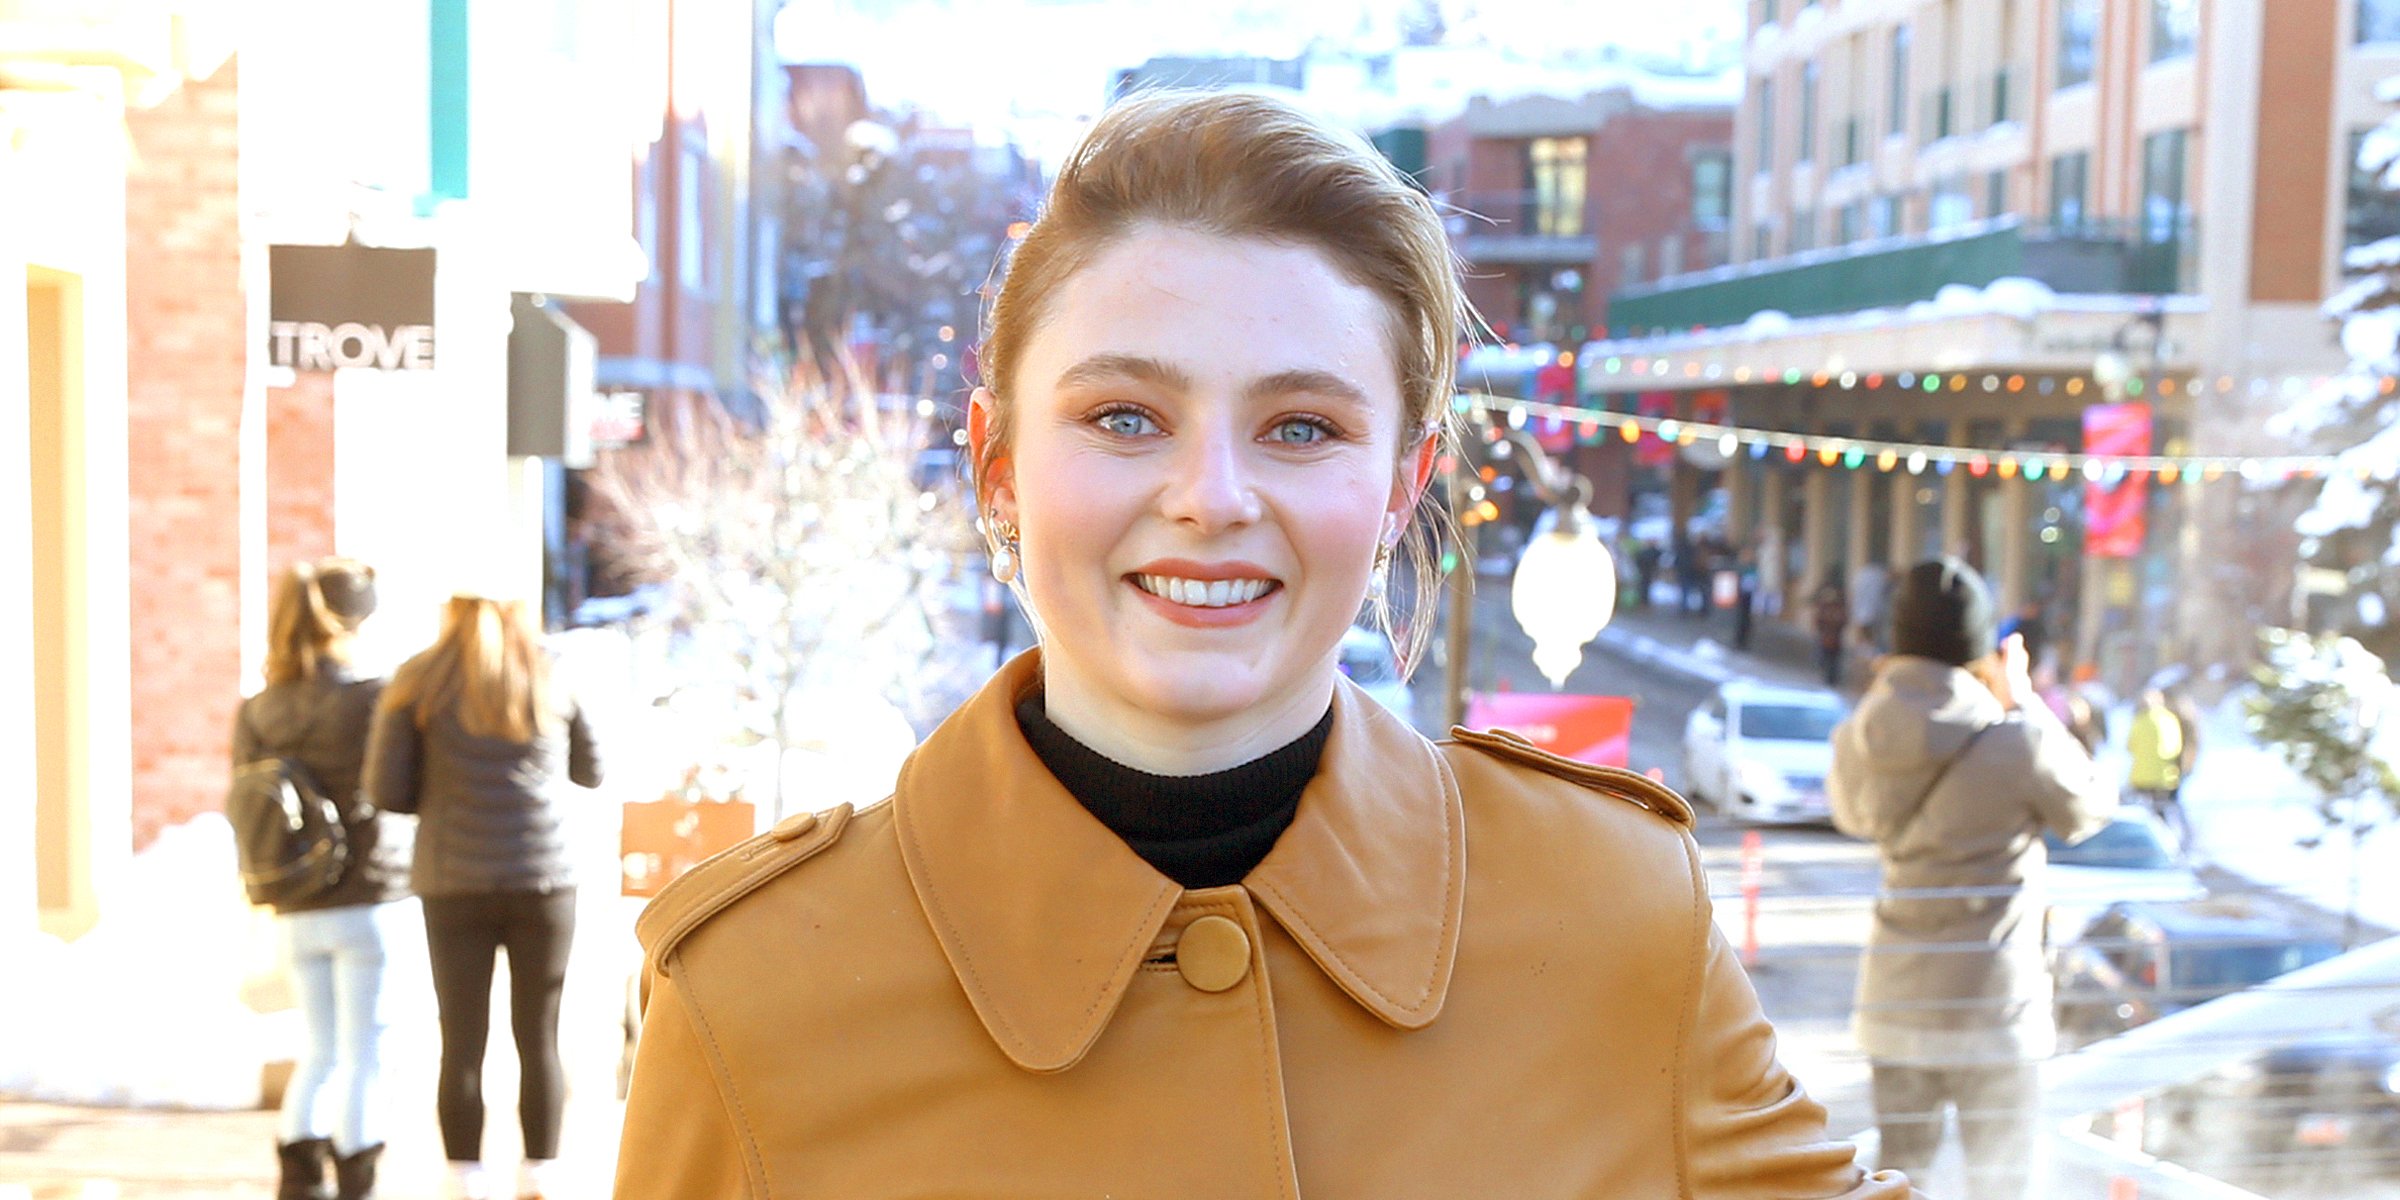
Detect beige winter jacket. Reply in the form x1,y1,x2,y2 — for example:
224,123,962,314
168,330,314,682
1829,656,2117,1066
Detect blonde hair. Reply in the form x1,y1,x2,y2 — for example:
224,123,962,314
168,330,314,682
383,595,556,743
975,88,1471,677
264,558,375,685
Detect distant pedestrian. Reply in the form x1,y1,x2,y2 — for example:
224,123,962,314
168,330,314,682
1812,578,1850,687
1633,540,1662,609
2128,689,2188,845
1733,546,1759,651
1829,558,2115,1200
2062,690,2109,758
367,594,604,1200
1757,525,1787,619
235,559,412,1200
2167,687,2205,798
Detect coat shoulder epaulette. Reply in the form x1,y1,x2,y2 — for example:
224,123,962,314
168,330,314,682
1443,726,1695,827
635,803,856,974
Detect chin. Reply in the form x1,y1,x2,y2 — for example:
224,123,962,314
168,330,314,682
1116,653,1280,722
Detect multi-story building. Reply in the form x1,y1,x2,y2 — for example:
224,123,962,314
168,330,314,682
1427,87,1736,345
1586,0,2394,682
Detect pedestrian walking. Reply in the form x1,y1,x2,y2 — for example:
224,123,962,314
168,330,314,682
613,90,1913,1199
1813,577,1851,687
1829,558,2115,1200
366,594,604,1200
1851,559,1891,652
1733,544,1759,651
1633,538,1662,609
2128,688,2189,845
235,559,414,1200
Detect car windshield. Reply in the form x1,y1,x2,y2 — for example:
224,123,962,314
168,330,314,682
1737,703,1841,741
2047,819,2177,869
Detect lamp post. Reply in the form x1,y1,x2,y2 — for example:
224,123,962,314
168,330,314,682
1441,399,1620,727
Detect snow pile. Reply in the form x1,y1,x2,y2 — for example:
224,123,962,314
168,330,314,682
0,815,284,1109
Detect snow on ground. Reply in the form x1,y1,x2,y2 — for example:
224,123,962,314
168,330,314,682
2102,690,2400,932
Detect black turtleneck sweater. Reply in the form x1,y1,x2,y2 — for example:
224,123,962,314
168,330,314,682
1014,694,1333,889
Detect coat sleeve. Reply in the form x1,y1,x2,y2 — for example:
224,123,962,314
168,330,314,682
567,699,605,790
1683,902,1923,1198
363,696,424,815
615,961,756,1199
2016,704,2116,845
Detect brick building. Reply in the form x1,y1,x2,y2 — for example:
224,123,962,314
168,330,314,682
1425,86,1736,344
5,0,712,941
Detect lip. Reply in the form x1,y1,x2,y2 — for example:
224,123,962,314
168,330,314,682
1124,559,1283,629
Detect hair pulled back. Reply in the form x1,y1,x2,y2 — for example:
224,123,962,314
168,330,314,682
976,88,1471,676
264,557,377,685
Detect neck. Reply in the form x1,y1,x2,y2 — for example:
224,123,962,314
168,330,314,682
1038,663,1338,776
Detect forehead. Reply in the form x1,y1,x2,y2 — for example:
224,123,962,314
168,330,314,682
1015,226,1402,404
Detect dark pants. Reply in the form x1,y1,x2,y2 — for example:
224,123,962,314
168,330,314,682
1871,1061,2038,1200
1818,643,1844,687
423,890,578,1162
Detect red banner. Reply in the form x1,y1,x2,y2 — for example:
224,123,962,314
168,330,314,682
2083,402,2151,559
1464,692,1637,768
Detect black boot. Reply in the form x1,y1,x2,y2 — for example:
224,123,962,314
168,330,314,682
276,1138,334,1200
333,1143,385,1200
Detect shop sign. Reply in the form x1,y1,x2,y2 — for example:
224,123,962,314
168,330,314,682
589,391,647,446
267,243,437,371
1464,691,1636,768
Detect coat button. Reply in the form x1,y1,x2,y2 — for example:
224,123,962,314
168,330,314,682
1175,915,1251,992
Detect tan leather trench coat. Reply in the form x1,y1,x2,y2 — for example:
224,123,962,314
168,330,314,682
615,652,1916,1198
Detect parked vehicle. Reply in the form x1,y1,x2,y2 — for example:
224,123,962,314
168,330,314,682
1679,681,1844,824
1338,625,1413,718
2052,896,2345,1051
2139,1017,2400,1196
2042,807,2207,946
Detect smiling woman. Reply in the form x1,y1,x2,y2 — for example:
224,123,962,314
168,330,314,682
613,90,1920,1200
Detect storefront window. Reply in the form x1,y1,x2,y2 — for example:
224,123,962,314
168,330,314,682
2051,150,2090,233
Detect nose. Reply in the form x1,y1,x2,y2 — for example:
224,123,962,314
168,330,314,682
1158,422,1262,532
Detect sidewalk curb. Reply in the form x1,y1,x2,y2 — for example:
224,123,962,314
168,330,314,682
1595,625,1737,687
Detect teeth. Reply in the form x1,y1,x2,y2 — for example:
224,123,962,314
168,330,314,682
1138,575,1273,608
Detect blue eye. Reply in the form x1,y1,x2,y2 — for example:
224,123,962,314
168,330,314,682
1270,418,1332,445
1096,408,1159,437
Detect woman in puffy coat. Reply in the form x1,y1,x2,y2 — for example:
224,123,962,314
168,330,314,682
235,558,413,1200
367,593,601,1200
613,90,1916,1199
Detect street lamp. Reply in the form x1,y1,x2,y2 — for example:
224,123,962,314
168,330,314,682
1441,397,1620,723
1512,493,1618,687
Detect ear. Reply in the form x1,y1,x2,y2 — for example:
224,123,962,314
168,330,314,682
968,386,1015,519
1385,426,1439,530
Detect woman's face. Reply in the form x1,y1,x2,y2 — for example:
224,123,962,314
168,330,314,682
976,225,1429,731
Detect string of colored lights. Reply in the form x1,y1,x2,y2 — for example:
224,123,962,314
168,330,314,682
1559,355,2400,404
1455,394,2377,486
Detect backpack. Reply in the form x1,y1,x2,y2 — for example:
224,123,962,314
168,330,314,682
228,704,351,906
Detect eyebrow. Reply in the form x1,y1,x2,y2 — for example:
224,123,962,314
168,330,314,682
1053,354,1370,408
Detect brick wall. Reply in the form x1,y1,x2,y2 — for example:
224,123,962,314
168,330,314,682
267,373,337,573
123,59,245,849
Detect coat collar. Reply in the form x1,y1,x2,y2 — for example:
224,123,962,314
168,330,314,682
893,649,1466,1074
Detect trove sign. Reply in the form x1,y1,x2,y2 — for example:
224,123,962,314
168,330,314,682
267,243,437,371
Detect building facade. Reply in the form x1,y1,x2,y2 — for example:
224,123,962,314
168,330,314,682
6,0,701,942
1589,0,2396,683
1427,87,1736,344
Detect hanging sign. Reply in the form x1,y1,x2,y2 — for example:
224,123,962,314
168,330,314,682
1464,692,1636,768
2083,402,2152,558
267,243,437,371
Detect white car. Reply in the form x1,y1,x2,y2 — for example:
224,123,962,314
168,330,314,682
1339,625,1414,719
1681,681,1845,823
